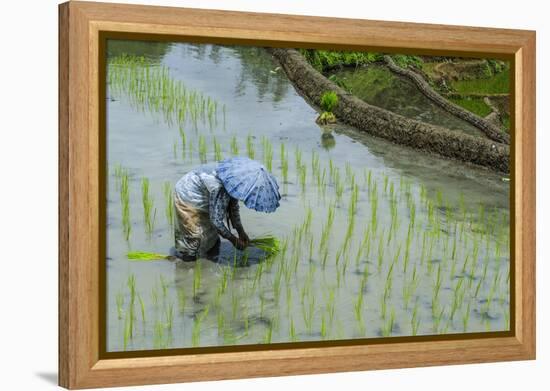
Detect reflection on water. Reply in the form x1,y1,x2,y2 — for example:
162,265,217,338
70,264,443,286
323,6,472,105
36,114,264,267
330,65,483,137
105,41,510,352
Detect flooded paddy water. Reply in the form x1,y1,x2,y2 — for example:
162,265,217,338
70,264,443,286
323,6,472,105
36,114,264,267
106,41,510,352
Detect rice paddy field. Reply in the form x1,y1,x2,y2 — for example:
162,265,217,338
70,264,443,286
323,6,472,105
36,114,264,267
106,41,510,352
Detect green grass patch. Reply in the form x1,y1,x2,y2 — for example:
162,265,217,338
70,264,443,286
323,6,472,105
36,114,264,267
300,49,382,72
451,69,510,94
390,54,423,69
448,97,493,117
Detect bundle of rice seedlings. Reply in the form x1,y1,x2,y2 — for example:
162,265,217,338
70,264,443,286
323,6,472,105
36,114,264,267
249,236,280,258
127,251,170,261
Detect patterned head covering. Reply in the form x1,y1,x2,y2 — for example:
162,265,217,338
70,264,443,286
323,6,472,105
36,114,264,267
216,157,281,213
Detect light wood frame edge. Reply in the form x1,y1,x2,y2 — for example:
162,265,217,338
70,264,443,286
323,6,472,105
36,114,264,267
58,1,536,389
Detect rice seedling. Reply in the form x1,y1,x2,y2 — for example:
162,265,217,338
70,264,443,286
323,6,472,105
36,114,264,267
246,135,255,159
192,306,209,347
159,275,169,298
311,151,320,178
141,178,156,236
377,230,385,271
162,181,174,229
449,278,464,321
150,286,159,307
335,176,344,202
411,301,420,335
302,293,316,333
483,271,500,316
198,135,207,163
299,165,307,194
116,292,124,320
126,275,136,339
462,301,472,332
137,294,146,323
250,236,280,259
123,311,131,350
127,251,170,261
280,143,289,188
402,265,419,310
354,288,364,321
289,317,297,342
281,156,289,189
230,135,239,156
320,313,328,339
179,128,187,160
294,147,303,171
164,302,174,331
153,320,169,349
263,321,274,343
432,264,442,301
188,137,194,163
213,136,223,161
119,168,131,241
262,137,273,171
193,261,202,299
370,190,379,232
433,306,445,333
381,308,395,337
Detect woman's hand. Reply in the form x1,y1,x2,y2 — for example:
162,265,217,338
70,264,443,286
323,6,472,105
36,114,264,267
231,236,247,250
238,230,250,247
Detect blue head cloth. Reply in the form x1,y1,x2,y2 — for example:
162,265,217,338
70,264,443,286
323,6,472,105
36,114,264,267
216,157,281,213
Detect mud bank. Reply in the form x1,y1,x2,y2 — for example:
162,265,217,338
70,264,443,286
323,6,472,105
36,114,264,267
269,48,509,173
383,55,509,144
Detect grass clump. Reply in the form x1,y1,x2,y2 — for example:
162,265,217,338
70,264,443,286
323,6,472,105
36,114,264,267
391,54,423,69
317,91,338,124
300,49,381,72
320,91,338,112
448,96,492,117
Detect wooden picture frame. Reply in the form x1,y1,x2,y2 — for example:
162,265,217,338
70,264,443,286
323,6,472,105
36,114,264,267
59,1,536,389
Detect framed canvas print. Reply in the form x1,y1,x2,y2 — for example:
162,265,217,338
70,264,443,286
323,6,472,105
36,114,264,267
58,1,536,389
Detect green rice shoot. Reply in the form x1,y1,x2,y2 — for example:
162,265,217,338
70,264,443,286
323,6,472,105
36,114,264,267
127,251,170,261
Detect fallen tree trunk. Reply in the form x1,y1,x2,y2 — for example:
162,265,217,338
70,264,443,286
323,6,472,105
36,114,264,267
268,48,509,173
382,55,510,144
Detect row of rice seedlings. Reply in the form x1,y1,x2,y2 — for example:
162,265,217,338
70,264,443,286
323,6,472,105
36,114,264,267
141,178,156,236
108,55,220,131
111,137,510,345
